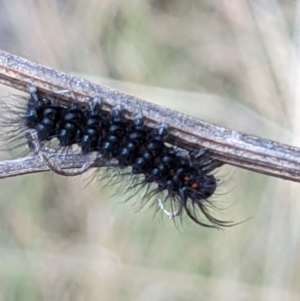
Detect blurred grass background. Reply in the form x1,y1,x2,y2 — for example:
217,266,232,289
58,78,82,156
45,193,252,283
0,0,300,300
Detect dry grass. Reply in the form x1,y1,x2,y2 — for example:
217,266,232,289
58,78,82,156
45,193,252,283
0,0,299,300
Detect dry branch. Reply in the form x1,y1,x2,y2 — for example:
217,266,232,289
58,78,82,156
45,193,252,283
0,149,117,179
0,49,300,181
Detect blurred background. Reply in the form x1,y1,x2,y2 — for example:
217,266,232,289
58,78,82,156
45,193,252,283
0,0,300,300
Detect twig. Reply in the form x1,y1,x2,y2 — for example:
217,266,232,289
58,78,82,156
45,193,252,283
0,49,300,182
0,149,117,179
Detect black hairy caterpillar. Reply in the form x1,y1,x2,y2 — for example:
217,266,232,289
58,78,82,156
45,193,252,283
0,87,233,229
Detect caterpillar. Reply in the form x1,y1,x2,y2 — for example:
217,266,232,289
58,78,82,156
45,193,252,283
0,87,233,229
